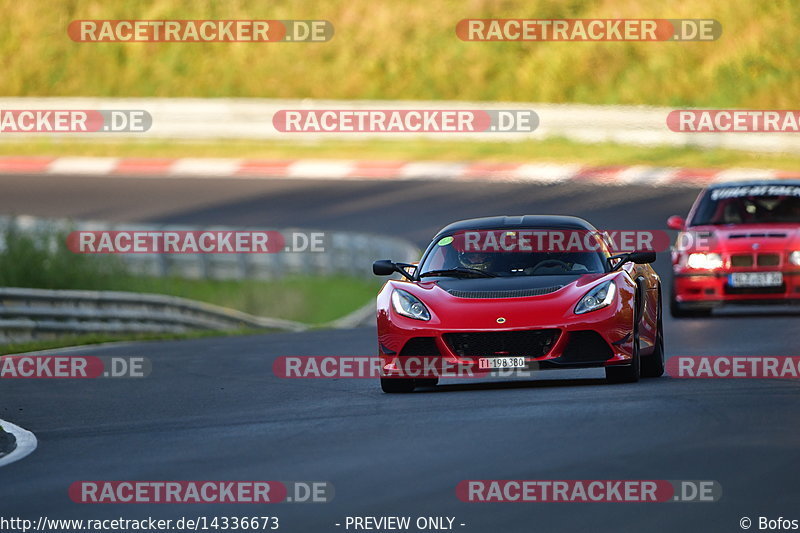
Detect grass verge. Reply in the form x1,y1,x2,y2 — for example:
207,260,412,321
0,328,266,356
109,275,378,324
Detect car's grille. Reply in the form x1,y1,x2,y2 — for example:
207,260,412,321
443,330,560,358
445,286,563,299
560,331,613,362
731,254,754,267
757,253,780,267
730,253,781,268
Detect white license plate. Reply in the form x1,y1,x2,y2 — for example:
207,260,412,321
478,357,527,370
729,272,783,287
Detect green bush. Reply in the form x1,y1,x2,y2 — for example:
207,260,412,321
0,224,127,289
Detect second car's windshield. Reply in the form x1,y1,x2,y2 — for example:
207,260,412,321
689,185,800,226
418,229,608,277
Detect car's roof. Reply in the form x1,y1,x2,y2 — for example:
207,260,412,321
434,215,597,237
706,179,800,189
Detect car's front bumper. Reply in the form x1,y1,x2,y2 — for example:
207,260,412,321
672,270,800,307
377,307,636,378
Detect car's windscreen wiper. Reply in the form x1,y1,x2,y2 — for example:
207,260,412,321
419,267,497,278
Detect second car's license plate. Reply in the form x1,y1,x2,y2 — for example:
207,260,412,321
478,357,526,369
729,272,783,287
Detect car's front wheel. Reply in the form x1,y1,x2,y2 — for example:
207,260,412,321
380,377,416,393
606,346,640,383
606,298,641,384
642,291,665,378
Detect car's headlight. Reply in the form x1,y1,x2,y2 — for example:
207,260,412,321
575,280,616,315
686,252,724,269
790,251,800,266
391,289,431,321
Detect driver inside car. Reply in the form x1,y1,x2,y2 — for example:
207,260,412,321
457,250,495,273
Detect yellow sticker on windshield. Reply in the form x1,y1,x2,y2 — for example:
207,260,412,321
437,236,454,246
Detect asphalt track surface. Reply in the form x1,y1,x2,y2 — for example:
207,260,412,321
1,173,799,532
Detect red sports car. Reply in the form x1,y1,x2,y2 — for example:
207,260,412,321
668,180,800,317
372,215,664,393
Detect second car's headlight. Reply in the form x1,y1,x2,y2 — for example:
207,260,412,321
686,252,724,269
575,280,616,315
790,251,800,266
391,289,431,321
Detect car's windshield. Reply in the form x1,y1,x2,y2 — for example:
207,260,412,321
689,184,800,226
418,228,608,277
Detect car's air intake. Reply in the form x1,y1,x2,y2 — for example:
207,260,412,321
444,330,560,358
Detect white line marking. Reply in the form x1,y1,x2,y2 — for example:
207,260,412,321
513,163,582,183
0,419,37,468
399,162,466,179
47,157,119,175
616,166,680,185
288,160,355,178
169,158,243,177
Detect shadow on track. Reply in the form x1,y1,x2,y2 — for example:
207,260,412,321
416,377,610,393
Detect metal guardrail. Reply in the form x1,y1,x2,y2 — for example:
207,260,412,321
0,286,309,343
0,284,387,343
0,286,311,343
0,97,795,153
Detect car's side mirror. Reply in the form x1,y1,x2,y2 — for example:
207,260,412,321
667,215,686,230
373,260,396,276
373,260,416,280
608,251,657,270
629,251,657,264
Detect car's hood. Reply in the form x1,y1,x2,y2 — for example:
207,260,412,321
433,274,600,296
388,272,621,328
686,224,800,253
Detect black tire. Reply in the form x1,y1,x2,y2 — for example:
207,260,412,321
415,378,439,388
642,290,665,378
380,377,416,393
669,294,688,317
606,294,641,384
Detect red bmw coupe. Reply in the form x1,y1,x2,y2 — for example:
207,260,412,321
373,215,664,393
668,180,800,317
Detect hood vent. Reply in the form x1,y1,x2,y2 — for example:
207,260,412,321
446,285,563,299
